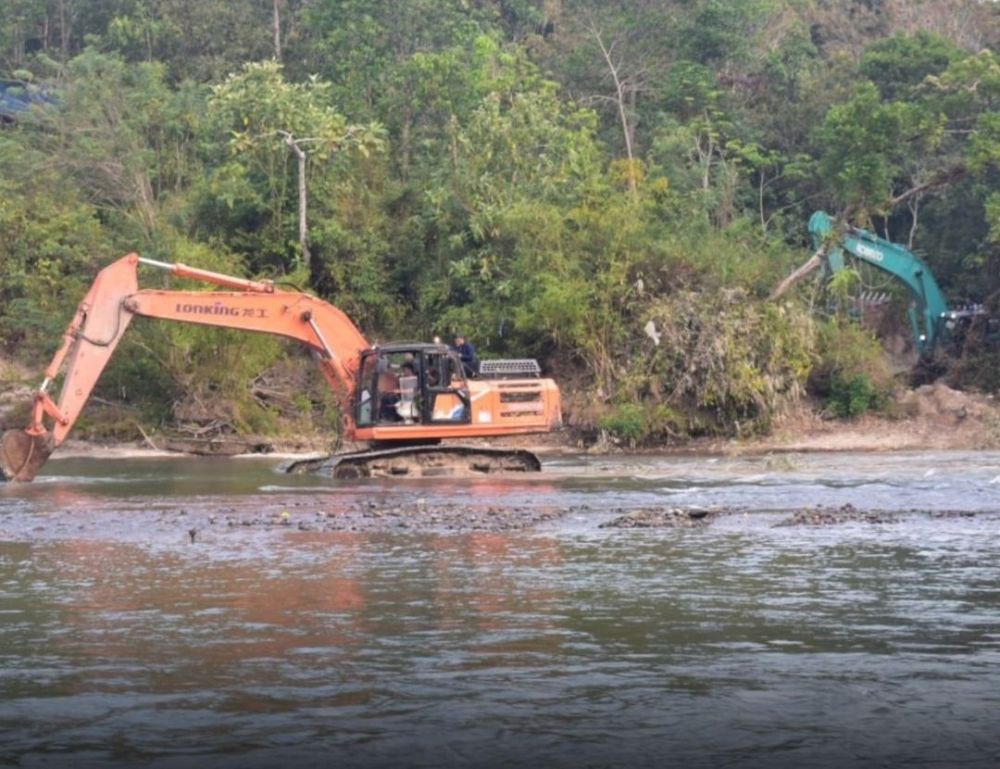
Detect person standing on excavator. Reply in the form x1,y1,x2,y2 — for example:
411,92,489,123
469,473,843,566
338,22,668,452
452,334,478,377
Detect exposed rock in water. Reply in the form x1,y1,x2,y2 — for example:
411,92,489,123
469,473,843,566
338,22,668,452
927,510,977,519
600,507,718,529
223,500,571,532
774,503,899,527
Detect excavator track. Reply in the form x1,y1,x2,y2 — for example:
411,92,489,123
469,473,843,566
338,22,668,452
0,430,54,483
284,445,542,479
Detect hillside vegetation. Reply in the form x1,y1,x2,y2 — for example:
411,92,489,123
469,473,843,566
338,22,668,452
1,0,998,446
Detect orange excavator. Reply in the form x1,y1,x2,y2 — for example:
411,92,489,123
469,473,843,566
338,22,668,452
0,254,562,482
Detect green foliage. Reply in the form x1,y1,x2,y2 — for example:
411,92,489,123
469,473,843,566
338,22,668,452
132,240,290,435
1,1,998,447
206,61,385,275
638,291,815,436
597,403,688,448
817,82,910,209
0,137,108,356
210,61,382,165
827,267,862,304
986,192,1000,244
661,61,720,118
826,372,883,419
860,32,962,101
598,403,646,447
810,320,895,416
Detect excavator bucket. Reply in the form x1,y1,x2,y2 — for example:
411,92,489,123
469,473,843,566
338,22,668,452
0,430,54,482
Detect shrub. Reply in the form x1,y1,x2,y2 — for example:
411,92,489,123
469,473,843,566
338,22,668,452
638,290,814,435
946,351,1000,393
598,403,647,447
810,319,895,417
825,372,884,418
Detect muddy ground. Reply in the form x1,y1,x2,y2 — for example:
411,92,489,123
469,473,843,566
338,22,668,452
738,383,1000,453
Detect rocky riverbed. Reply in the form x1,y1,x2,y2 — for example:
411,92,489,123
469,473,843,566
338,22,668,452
7,498,995,544
2,449,998,545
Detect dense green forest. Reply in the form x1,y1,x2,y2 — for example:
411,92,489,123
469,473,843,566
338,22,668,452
1,0,998,445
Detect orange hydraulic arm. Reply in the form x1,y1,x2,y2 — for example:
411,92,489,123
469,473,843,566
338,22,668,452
14,253,369,461
1,252,564,483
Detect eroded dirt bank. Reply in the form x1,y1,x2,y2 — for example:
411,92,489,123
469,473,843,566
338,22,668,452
739,384,1000,453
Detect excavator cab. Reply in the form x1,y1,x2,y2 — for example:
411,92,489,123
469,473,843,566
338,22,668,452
354,344,471,428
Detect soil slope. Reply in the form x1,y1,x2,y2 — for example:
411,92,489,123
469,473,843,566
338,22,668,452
739,383,1000,454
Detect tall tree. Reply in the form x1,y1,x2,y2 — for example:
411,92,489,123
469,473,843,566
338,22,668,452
209,61,383,272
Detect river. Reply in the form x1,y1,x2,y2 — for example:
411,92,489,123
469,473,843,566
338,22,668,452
1,450,999,768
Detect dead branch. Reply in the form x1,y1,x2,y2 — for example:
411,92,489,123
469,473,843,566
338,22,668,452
177,419,232,437
769,247,827,301
133,420,159,450
884,165,966,211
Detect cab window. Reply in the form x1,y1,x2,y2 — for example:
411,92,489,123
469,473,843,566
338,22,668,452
372,351,422,425
424,352,470,423
355,353,378,427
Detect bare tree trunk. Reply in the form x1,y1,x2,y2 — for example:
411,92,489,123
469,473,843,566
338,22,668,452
717,158,737,229
593,28,637,196
400,106,412,180
758,171,767,234
138,169,157,231
907,195,921,250
272,0,283,63
626,86,638,157
769,248,826,301
58,0,70,64
12,22,24,66
692,125,714,225
286,137,310,268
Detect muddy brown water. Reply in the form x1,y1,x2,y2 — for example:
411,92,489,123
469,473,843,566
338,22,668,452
1,451,999,768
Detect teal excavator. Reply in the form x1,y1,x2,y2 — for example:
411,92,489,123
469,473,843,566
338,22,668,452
808,211,991,358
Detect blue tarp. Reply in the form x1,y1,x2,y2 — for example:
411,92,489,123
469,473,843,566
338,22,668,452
0,80,55,121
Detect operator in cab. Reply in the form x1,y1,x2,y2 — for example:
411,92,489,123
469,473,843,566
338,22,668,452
452,334,478,377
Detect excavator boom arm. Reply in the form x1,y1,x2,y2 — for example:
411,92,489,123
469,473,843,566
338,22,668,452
1,254,369,481
123,288,364,407
809,211,950,357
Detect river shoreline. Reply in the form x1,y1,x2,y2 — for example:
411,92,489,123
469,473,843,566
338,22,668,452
4,449,999,541
4,353,998,462
46,402,1000,463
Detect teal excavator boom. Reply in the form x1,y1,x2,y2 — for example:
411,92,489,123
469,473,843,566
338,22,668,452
808,211,981,358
